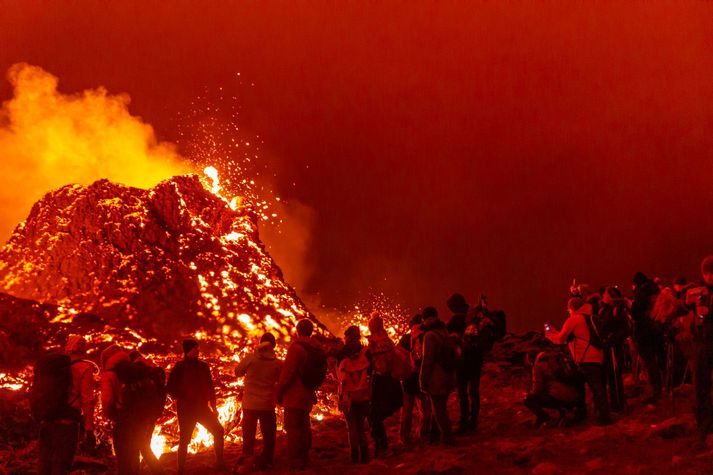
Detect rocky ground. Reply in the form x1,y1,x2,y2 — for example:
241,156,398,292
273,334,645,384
5,333,712,475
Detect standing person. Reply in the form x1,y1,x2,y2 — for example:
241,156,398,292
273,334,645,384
631,271,664,403
128,350,166,475
167,339,226,474
366,312,402,457
398,314,432,445
337,326,372,464
446,293,482,433
234,333,282,471
34,335,96,475
688,256,713,447
546,298,611,425
419,306,456,445
596,287,630,413
276,319,326,470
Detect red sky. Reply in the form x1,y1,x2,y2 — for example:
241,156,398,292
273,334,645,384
2,2,713,329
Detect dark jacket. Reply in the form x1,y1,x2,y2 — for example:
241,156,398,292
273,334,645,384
529,352,580,403
276,336,321,411
419,319,456,396
167,358,217,411
631,279,660,322
596,300,631,345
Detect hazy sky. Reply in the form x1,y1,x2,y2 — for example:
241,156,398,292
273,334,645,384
2,2,713,329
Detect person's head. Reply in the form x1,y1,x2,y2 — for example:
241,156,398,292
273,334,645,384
602,286,622,305
260,332,276,349
344,325,361,343
182,339,199,358
100,344,128,371
368,312,384,334
65,335,87,357
129,350,142,363
701,256,713,286
673,276,688,293
422,306,438,322
446,293,469,314
567,297,585,316
296,319,314,337
409,314,423,328
633,272,648,288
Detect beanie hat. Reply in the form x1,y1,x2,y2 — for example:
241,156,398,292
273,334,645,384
344,325,361,341
701,256,713,276
260,332,276,348
65,335,86,355
567,297,586,313
182,339,199,354
422,306,438,320
368,313,384,333
409,314,423,327
633,272,648,286
296,319,314,337
446,293,469,313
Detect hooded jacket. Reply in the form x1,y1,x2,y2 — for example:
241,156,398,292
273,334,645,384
419,318,456,396
100,345,130,419
276,336,322,411
235,342,282,411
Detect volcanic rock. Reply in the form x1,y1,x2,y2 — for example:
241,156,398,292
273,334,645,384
0,175,320,345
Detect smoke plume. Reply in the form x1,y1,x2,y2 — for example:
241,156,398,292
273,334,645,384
0,63,189,240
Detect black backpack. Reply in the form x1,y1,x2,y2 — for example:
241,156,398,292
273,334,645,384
111,361,163,421
549,350,581,384
437,332,460,373
583,314,605,350
297,342,328,391
30,354,81,423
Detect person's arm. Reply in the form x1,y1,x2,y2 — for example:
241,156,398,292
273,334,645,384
234,353,252,378
546,316,577,345
166,363,180,399
419,333,436,392
79,366,96,431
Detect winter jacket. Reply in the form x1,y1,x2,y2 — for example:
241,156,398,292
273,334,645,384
235,342,282,411
276,336,321,411
529,352,580,403
419,320,456,396
547,310,603,364
100,346,130,419
596,301,631,344
69,358,97,431
337,342,372,408
367,331,395,376
631,279,660,322
167,357,217,411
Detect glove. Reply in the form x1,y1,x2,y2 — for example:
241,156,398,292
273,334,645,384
82,431,97,451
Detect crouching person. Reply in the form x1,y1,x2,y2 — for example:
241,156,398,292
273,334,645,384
234,333,282,471
338,326,372,464
524,350,583,427
167,339,226,474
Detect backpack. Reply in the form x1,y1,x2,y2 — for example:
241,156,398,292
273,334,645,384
391,345,414,380
296,342,328,391
30,354,81,423
583,314,605,350
548,350,581,384
338,348,371,408
488,310,507,341
111,361,163,421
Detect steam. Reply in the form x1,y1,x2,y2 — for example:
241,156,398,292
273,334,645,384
0,63,189,240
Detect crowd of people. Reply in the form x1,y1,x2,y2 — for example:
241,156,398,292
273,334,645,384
30,254,713,474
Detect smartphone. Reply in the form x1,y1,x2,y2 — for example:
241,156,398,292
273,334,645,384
544,323,551,331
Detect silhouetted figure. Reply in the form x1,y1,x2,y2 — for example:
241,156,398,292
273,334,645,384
34,335,96,475
446,293,482,433
366,312,403,457
546,298,611,425
234,332,281,471
398,314,432,445
420,306,456,445
167,339,225,474
689,256,713,446
596,287,630,412
277,319,325,470
128,350,166,475
524,350,583,427
337,325,372,464
631,272,664,402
